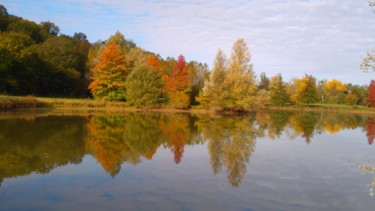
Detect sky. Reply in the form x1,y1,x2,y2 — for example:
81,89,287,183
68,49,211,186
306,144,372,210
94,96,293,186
2,0,375,85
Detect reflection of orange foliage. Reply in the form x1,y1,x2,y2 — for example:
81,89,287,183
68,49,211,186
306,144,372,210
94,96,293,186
159,116,190,164
365,117,375,145
86,118,127,175
143,147,158,160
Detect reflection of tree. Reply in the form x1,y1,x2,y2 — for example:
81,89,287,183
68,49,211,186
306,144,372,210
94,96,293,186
323,113,365,134
86,113,164,176
0,116,86,186
289,112,320,144
268,111,291,139
160,114,194,164
365,117,375,145
86,116,130,176
197,115,256,187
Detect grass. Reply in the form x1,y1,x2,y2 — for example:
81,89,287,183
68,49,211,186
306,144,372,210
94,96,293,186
2,95,375,114
0,95,50,110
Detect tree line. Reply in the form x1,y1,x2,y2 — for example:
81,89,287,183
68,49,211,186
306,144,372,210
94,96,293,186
0,4,373,110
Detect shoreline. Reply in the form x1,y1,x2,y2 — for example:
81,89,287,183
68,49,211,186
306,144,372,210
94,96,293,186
1,95,375,115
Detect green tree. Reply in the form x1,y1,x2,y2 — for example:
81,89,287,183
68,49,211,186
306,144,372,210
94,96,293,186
295,75,319,106
258,72,270,90
8,19,49,43
223,38,257,111
0,4,8,31
89,43,128,101
38,35,83,96
126,65,165,108
269,74,289,106
40,21,59,36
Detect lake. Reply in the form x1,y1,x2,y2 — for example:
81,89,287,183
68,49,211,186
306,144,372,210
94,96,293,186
0,110,374,210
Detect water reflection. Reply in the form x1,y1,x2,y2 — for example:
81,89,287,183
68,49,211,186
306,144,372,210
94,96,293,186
196,115,256,187
0,111,372,188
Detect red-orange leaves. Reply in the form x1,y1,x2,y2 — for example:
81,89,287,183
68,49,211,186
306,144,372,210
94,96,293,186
367,80,375,107
89,44,128,101
165,55,190,108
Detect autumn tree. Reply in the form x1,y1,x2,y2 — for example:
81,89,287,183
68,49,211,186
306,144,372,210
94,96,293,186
367,80,375,107
269,74,289,106
89,44,128,101
324,79,346,104
295,75,319,106
165,54,190,109
345,93,359,107
126,64,165,108
199,49,228,109
223,38,257,111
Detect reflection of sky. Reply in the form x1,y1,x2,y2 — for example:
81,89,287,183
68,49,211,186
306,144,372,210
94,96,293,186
0,126,374,210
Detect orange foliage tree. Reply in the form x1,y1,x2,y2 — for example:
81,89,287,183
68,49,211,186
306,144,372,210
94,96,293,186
367,80,375,107
164,55,190,108
88,44,128,101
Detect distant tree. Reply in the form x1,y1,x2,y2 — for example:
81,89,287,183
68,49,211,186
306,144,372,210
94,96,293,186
269,74,289,106
73,32,87,41
258,72,270,90
40,21,59,36
367,80,375,107
0,4,8,31
187,61,208,105
8,19,49,43
295,75,319,106
223,38,257,111
0,4,7,16
346,83,368,105
126,65,165,108
324,79,346,104
345,93,359,107
89,44,128,101
106,31,136,53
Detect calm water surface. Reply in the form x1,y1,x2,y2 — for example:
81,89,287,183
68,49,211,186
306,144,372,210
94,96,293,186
0,111,374,210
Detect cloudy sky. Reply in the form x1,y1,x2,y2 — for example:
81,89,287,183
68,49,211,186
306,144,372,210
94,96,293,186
3,0,375,85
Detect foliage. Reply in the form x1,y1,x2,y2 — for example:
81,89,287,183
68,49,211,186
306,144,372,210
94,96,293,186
344,93,359,107
324,79,346,104
40,21,60,36
269,74,289,106
258,72,270,90
294,75,319,106
199,49,228,109
165,55,190,108
89,44,128,101
222,38,257,111
126,64,165,108
367,80,375,107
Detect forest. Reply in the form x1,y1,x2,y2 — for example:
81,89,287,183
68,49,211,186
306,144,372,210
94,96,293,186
0,4,373,111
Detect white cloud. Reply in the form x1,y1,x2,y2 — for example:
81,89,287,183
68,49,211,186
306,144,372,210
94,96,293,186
3,0,375,84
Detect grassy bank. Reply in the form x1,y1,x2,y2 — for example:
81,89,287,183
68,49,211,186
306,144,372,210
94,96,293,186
0,96,50,110
2,95,375,114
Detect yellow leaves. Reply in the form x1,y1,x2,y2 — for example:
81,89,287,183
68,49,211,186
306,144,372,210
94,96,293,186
325,79,346,92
